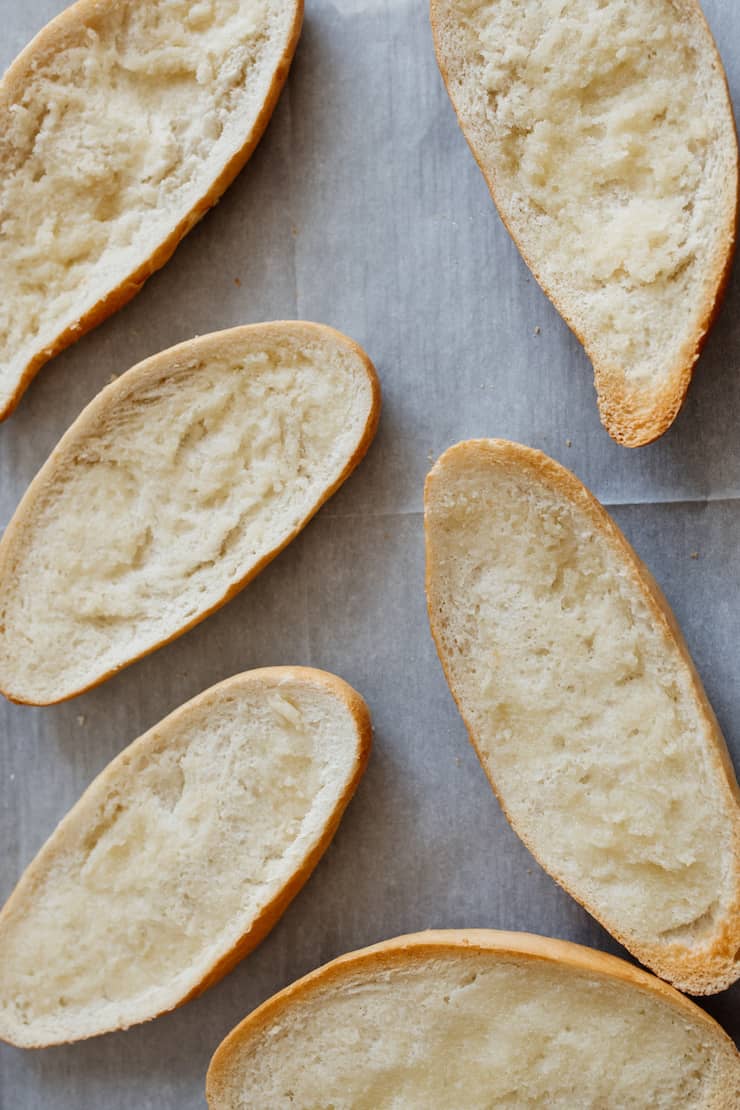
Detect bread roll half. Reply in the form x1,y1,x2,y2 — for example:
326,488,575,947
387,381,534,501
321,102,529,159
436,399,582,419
425,440,740,994
0,666,371,1047
0,0,302,417
431,0,738,446
0,322,380,704
207,930,739,1108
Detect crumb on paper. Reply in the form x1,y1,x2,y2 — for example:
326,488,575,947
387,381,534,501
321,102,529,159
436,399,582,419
234,277,241,287
690,551,699,560
76,714,86,726
534,325,541,335
427,451,435,463
291,225,298,237
566,438,572,448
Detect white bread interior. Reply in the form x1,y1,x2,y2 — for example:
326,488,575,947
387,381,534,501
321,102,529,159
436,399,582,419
0,666,371,1047
425,440,740,994
0,322,380,705
206,930,740,1108
0,0,302,417
430,0,738,446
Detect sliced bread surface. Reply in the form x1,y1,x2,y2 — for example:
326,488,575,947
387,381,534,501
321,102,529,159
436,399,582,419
425,440,740,994
430,0,738,446
0,666,371,1047
0,322,380,705
0,0,302,418
206,930,740,1108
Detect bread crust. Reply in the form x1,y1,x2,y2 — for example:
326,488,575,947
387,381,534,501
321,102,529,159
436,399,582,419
0,0,304,419
0,321,381,706
424,440,740,994
0,665,372,1048
429,0,739,447
206,929,740,1108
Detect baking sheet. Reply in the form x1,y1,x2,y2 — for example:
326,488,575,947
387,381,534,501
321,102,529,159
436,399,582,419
1,0,739,1105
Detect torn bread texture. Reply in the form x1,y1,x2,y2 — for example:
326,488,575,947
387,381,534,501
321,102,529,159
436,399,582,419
431,0,738,446
0,322,380,705
0,0,303,418
206,930,740,1108
425,440,740,994
0,666,371,1048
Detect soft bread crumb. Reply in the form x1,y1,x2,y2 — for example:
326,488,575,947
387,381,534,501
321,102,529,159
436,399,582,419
425,440,740,994
0,0,300,413
0,668,370,1046
0,323,378,704
431,0,738,443
207,935,740,1108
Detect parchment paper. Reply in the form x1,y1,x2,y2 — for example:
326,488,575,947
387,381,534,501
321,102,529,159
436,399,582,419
1,1,738,1106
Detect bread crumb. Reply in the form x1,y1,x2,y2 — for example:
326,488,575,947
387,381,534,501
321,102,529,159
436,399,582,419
566,439,572,448
234,277,241,287
433,0,737,446
690,551,699,560
0,1,298,417
76,714,86,726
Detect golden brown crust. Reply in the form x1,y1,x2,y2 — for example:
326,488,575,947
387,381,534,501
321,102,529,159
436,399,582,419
0,0,304,419
0,665,372,1049
424,439,740,994
429,0,739,448
0,321,381,706
206,929,740,1107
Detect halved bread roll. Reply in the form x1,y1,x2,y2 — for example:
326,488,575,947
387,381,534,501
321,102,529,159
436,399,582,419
0,322,380,705
0,0,302,417
425,440,740,994
206,930,740,1108
430,0,738,446
0,666,371,1048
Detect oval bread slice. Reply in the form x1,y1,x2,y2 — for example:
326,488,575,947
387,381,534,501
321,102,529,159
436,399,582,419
430,0,738,446
0,666,371,1048
0,0,303,418
0,321,380,705
206,930,740,1108
425,440,740,994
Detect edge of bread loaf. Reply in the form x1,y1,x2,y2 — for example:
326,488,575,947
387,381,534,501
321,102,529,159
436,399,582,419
424,439,740,994
0,0,304,420
0,321,381,706
0,665,372,1048
429,0,739,448
205,929,740,1107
